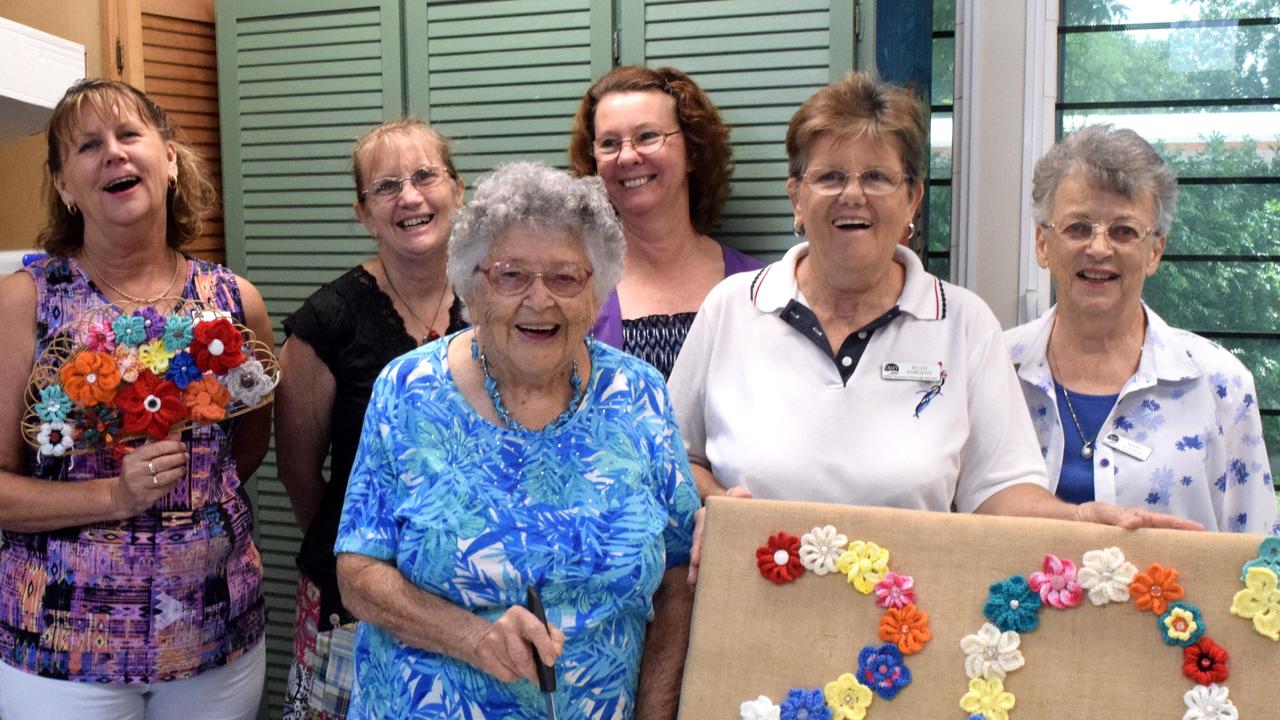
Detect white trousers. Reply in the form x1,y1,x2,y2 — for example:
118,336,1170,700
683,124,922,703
0,639,265,720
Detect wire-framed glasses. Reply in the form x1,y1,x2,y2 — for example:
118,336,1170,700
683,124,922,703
799,166,907,197
1041,220,1155,246
478,261,594,297
360,165,453,202
592,129,682,160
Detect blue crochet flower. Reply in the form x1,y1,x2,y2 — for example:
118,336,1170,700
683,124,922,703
1158,601,1205,647
165,351,203,389
34,385,72,422
112,313,147,347
162,314,195,352
983,575,1042,633
779,687,831,720
139,307,166,342
857,643,912,700
1241,536,1280,581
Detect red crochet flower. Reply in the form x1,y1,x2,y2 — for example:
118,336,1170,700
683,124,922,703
1182,637,1229,685
190,318,245,375
115,370,187,439
756,532,804,585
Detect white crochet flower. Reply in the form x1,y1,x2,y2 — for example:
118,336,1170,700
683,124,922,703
739,695,781,720
1183,683,1238,720
37,421,74,457
1077,546,1139,606
960,622,1025,680
799,525,848,576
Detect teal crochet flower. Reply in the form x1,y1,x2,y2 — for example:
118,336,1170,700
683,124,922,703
1241,537,1280,581
34,385,72,422
162,314,195,352
983,576,1042,633
112,313,147,347
1159,601,1205,647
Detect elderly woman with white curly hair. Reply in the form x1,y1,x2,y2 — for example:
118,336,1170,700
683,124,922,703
334,161,700,720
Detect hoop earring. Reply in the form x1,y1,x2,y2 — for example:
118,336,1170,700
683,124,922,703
66,202,78,216
907,222,916,240
793,220,805,237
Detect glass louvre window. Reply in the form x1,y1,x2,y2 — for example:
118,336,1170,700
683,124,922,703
1058,0,1280,484
930,0,955,280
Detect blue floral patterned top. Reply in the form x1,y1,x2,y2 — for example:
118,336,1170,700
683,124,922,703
335,335,699,719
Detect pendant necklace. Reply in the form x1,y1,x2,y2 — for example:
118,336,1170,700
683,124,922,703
471,334,584,432
80,248,183,306
380,257,450,344
1058,382,1095,460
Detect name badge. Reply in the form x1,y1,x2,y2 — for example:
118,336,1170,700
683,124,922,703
881,362,942,383
1100,432,1152,461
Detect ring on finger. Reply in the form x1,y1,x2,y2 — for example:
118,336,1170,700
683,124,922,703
147,460,157,475
152,474,159,486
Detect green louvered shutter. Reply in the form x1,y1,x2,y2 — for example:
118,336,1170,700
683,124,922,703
404,0,612,179
215,1,402,715
620,0,858,258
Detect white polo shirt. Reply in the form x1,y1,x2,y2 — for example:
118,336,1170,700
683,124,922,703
668,242,1048,513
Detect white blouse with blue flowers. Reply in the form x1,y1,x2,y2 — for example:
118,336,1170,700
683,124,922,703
1006,304,1277,534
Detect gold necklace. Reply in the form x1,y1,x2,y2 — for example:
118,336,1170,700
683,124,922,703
79,248,183,305
379,257,450,344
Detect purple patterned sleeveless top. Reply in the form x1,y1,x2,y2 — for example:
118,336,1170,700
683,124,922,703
0,255,266,683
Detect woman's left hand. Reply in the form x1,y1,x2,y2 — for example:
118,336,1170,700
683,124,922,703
1072,501,1205,531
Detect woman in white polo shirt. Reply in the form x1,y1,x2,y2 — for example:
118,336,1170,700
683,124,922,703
668,72,1198,531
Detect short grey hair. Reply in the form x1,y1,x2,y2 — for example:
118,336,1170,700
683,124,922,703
1031,124,1179,235
447,161,625,303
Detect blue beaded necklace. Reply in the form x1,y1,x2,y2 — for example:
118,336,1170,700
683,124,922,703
471,334,585,432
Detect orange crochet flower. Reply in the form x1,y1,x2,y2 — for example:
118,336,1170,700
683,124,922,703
182,375,230,423
1130,563,1185,615
59,351,121,406
879,603,932,655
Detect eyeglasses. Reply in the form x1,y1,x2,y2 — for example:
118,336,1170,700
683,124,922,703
359,165,453,202
592,129,682,160
478,261,594,297
799,166,907,197
1041,220,1155,246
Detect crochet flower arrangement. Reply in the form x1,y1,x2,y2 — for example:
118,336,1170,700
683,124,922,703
743,526,930,720
1231,536,1280,643
22,302,278,456
959,548,1237,720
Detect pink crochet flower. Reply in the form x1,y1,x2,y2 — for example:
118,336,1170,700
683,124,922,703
82,321,116,353
874,572,917,609
1028,554,1084,609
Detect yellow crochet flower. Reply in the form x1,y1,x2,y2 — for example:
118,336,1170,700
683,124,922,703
823,673,872,720
138,339,174,375
1231,567,1280,641
959,677,1016,720
837,540,889,594
1163,605,1199,643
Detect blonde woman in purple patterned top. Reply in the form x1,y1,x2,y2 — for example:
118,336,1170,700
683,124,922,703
0,80,270,719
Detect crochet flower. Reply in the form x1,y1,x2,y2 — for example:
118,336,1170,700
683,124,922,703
112,313,147,347
873,573,917,609
114,370,186,440
1078,546,1139,606
36,421,73,457
183,375,231,423
1161,602,1206,646
74,404,123,447
190,318,245,375
1182,683,1238,720
739,695,781,720
983,576,1042,633
878,604,931,655
34,385,72,423
958,677,1016,720
778,688,830,720
757,532,805,585
1027,554,1084,609
856,643,911,700
823,673,872,720
223,356,272,408
165,351,203,390
138,307,166,341
59,351,121,406
960,622,1025,680
162,314,194,352
1183,637,1229,685
799,525,847,576
138,339,174,375
114,344,142,383
1230,567,1280,640
1131,563,1186,615
81,321,115,353
837,540,889,594
1240,536,1280,581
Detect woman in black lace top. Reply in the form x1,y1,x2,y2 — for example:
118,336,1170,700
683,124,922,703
274,119,468,719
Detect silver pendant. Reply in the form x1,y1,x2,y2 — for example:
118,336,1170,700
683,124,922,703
1081,444,1094,460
